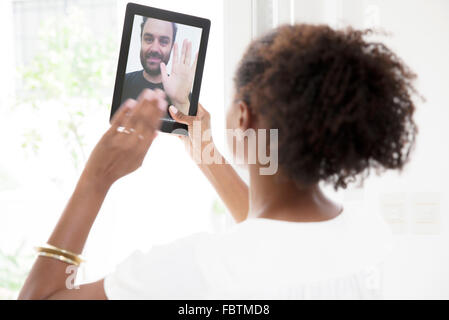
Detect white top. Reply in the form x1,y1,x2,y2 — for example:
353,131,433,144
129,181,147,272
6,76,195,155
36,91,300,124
104,205,392,300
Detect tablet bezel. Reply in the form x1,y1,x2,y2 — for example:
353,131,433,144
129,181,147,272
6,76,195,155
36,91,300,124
110,2,211,135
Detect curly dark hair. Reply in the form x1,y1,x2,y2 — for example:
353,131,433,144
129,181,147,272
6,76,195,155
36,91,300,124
234,24,419,189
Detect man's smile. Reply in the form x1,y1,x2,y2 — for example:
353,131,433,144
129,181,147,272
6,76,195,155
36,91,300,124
147,57,161,64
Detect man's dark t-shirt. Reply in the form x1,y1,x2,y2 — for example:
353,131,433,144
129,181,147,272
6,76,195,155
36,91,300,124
121,70,174,106
121,70,192,120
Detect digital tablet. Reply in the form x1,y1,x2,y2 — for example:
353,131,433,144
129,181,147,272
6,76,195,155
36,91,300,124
110,3,211,135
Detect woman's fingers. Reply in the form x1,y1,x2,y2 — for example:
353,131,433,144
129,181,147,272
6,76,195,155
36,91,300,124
169,105,195,126
135,89,167,132
110,99,137,130
168,102,210,127
117,90,166,143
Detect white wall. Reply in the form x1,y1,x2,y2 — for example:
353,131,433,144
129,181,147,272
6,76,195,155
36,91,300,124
351,0,449,299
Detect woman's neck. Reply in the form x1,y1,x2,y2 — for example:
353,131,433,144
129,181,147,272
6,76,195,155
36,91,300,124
248,165,342,222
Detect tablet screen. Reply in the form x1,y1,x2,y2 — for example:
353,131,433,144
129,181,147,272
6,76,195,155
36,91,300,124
111,4,210,135
123,15,202,121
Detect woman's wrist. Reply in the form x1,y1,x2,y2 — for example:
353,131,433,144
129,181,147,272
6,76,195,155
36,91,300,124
45,168,111,256
79,169,114,194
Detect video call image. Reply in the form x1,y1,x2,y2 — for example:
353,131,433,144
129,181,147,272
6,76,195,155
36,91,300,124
122,15,202,120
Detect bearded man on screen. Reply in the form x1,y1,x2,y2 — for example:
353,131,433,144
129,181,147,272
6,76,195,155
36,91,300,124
122,17,197,115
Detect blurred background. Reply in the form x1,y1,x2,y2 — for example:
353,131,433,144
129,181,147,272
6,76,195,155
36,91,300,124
0,0,448,299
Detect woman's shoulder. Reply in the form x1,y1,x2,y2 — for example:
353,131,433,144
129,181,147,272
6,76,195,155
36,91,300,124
118,204,393,273
209,204,393,269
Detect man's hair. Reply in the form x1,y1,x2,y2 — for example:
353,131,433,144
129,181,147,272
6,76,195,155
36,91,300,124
140,17,178,45
234,24,419,190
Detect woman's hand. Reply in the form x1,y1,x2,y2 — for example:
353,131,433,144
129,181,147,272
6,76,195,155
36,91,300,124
168,102,216,165
82,89,167,187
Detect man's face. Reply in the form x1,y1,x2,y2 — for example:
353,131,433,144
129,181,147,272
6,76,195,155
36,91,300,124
140,18,174,76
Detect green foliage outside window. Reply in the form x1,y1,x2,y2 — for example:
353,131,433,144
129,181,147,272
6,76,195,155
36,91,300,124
18,8,118,170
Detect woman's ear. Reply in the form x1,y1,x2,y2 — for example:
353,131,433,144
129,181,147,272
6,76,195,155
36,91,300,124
237,100,252,131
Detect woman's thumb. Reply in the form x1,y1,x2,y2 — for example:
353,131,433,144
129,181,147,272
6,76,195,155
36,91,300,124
169,105,193,126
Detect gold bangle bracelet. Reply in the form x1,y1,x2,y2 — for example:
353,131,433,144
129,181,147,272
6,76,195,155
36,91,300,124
45,244,85,263
37,252,80,266
35,244,85,265
44,244,85,261
35,247,83,265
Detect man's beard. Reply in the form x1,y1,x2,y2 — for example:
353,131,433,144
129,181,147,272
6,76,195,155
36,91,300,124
140,50,168,77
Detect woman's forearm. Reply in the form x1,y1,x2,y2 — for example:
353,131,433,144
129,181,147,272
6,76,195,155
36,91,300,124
18,172,111,300
198,150,249,223
47,173,110,252
167,103,249,221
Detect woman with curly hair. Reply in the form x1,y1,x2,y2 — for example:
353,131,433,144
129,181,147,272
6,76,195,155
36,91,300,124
19,24,418,299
